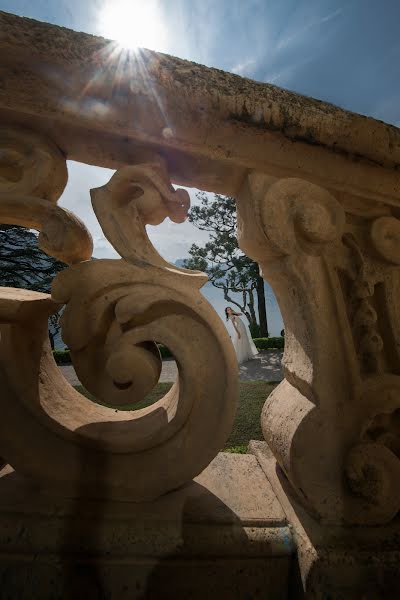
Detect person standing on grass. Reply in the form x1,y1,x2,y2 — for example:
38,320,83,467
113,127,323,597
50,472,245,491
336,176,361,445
225,307,258,365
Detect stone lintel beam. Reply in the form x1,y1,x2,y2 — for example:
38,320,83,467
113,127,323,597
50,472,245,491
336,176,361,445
1,10,400,203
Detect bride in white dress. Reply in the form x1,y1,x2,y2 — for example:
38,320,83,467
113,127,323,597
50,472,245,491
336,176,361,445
225,307,258,364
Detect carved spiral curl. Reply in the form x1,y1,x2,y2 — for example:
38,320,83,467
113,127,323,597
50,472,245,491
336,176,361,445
0,126,67,201
91,163,191,269
260,178,345,256
344,379,400,524
0,262,237,500
0,196,93,264
345,442,400,524
0,162,238,501
0,126,92,264
370,216,400,265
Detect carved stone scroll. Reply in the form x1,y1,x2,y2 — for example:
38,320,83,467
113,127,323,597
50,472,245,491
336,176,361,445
0,126,92,263
237,173,400,525
0,126,68,201
0,132,238,501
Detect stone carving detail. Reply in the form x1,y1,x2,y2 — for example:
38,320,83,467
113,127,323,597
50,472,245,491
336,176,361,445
345,379,400,524
0,126,67,201
370,216,400,265
258,177,345,256
342,233,383,374
237,173,400,525
0,128,237,501
363,406,400,456
90,163,190,268
0,126,92,263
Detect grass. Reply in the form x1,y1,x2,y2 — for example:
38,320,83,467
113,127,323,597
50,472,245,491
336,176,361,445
226,381,277,448
75,382,174,412
75,380,278,453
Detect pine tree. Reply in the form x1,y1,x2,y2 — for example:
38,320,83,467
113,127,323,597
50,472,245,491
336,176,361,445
0,225,67,348
184,193,268,336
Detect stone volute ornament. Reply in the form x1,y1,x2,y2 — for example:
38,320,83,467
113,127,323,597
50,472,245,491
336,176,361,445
237,173,400,526
0,125,238,501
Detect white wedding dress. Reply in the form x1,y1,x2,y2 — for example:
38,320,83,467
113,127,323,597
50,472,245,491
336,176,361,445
230,315,259,364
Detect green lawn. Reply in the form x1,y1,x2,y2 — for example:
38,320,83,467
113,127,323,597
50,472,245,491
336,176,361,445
75,380,278,453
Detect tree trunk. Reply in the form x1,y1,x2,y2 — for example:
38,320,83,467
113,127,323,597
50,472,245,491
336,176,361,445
222,287,252,324
248,288,257,326
48,330,55,350
247,288,259,337
256,275,269,337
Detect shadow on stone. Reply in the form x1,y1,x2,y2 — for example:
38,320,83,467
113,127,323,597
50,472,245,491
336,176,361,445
0,453,293,599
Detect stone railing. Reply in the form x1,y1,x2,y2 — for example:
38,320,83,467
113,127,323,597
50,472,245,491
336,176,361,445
1,7,400,521
1,10,400,597
0,126,238,501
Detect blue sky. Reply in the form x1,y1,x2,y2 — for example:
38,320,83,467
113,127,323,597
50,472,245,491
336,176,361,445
2,0,399,125
2,0,399,335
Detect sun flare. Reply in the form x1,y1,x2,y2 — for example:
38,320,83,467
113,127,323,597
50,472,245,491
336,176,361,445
97,0,168,52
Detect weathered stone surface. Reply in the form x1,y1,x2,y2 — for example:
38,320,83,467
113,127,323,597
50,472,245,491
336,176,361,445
1,11,399,202
0,454,293,599
195,452,287,526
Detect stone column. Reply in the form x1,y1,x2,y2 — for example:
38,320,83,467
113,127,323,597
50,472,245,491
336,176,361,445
237,172,400,526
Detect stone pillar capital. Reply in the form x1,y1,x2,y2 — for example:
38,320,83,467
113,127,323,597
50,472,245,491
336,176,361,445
237,172,400,525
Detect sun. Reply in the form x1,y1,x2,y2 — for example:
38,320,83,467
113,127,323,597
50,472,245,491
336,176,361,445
97,0,168,52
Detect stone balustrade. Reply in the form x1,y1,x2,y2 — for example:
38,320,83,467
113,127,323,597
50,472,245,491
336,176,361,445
0,10,399,599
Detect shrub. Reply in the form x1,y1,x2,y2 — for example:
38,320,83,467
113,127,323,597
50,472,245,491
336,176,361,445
253,337,284,350
53,349,71,365
54,344,173,365
53,340,283,365
157,344,173,359
249,322,260,338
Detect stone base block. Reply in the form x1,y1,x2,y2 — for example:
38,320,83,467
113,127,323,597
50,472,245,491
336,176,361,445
0,452,293,599
249,441,400,600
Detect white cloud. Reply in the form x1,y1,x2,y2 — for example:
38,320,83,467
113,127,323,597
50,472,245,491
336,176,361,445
276,8,343,51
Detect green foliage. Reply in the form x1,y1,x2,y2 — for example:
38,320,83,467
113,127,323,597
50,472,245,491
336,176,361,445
183,193,268,334
253,337,284,350
249,322,261,338
0,225,66,291
157,344,173,359
74,382,173,412
0,225,67,347
225,381,276,448
53,349,71,365
54,344,173,365
224,445,248,454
